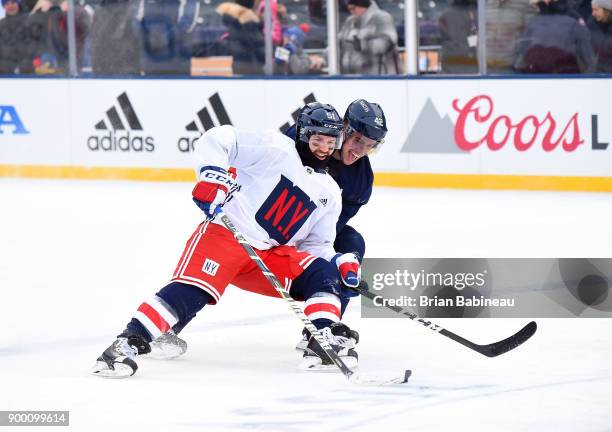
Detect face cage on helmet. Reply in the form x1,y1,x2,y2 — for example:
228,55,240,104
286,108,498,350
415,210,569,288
344,124,385,154
300,126,344,150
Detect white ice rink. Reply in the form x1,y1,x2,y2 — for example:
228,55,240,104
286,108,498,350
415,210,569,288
1,179,611,432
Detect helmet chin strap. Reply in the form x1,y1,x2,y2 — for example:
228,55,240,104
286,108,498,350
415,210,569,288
295,140,330,171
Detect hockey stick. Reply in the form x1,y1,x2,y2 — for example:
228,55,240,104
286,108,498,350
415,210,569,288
217,212,411,385
357,284,537,358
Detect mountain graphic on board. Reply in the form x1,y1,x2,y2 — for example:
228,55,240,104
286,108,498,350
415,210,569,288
402,98,467,154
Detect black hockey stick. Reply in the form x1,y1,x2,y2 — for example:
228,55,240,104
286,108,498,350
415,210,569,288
357,284,537,358
218,212,411,385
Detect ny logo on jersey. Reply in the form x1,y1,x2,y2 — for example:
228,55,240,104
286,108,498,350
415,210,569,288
256,175,317,244
202,258,220,276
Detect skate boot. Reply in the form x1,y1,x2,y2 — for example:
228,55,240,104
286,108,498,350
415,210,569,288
296,325,358,352
91,335,151,378
300,322,359,370
145,330,188,360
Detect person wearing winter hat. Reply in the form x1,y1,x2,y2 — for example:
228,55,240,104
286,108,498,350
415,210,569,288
310,0,399,74
274,25,313,75
592,0,612,21
1,0,21,16
588,0,612,71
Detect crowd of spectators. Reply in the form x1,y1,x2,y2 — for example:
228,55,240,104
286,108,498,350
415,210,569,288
0,0,90,74
0,0,610,76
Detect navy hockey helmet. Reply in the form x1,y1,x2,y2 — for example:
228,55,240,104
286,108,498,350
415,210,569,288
294,102,343,171
296,102,344,150
343,99,387,148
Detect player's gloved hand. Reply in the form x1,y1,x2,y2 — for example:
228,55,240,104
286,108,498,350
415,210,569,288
342,280,367,298
332,253,361,288
192,166,237,219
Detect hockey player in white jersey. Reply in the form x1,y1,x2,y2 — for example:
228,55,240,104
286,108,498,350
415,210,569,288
92,103,363,378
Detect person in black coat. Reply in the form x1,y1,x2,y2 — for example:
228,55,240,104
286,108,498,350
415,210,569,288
0,0,33,74
216,0,265,75
513,0,596,73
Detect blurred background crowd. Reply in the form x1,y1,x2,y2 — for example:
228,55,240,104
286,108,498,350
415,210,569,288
0,0,610,76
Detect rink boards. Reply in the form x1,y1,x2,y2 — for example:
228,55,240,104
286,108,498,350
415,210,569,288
1,77,611,191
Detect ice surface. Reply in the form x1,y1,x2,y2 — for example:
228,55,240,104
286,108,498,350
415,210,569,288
1,179,611,432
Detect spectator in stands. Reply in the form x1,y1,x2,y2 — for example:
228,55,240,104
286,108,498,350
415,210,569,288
588,0,612,71
216,0,265,75
513,0,595,73
23,0,55,73
0,0,33,74
274,24,313,74
89,0,142,75
333,0,399,74
439,0,479,74
486,0,537,73
30,0,91,73
255,0,282,46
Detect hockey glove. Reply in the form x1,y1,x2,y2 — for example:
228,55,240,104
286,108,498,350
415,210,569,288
332,252,361,288
192,166,237,220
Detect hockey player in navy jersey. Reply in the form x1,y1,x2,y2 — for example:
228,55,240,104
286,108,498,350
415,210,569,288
91,102,363,378
289,99,388,351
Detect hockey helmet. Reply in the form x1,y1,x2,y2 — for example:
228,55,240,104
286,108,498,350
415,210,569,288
296,102,344,150
343,99,387,150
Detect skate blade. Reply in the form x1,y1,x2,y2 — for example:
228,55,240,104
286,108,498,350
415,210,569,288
295,340,308,352
298,356,358,371
90,361,135,379
143,344,186,360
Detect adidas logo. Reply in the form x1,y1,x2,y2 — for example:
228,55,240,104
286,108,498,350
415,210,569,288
87,92,154,152
319,198,328,207
279,93,316,133
178,92,232,153
94,92,142,131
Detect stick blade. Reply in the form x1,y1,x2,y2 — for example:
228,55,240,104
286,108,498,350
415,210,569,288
479,321,537,358
349,369,412,386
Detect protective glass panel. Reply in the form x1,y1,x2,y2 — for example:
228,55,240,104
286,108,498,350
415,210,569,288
0,0,78,76
335,0,402,75
418,0,479,75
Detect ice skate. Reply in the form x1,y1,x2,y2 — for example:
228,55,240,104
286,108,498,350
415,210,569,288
296,324,358,351
299,323,359,371
145,330,188,360
91,335,151,378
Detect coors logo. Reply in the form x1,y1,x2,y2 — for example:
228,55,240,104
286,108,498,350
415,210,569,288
403,95,587,154
452,95,584,152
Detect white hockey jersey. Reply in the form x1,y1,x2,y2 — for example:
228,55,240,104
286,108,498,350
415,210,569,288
193,125,342,261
